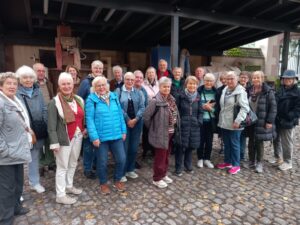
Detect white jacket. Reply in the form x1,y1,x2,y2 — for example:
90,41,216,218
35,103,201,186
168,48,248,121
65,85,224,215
218,84,249,130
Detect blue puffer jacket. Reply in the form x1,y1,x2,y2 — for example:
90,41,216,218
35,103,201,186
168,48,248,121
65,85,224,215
85,92,126,142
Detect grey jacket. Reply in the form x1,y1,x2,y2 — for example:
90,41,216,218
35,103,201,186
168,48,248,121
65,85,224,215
218,84,250,130
144,92,180,149
0,95,31,165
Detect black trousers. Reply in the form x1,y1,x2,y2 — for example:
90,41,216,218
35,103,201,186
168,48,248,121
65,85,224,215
197,121,214,160
0,164,24,225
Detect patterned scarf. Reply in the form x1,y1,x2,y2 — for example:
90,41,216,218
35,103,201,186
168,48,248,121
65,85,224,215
162,94,177,132
58,92,75,123
185,89,197,102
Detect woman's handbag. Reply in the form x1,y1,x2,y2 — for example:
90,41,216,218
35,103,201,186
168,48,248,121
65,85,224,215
21,95,48,139
233,95,258,128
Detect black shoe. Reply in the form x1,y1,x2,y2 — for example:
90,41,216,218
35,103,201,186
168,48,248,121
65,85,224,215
14,207,30,216
135,161,142,169
174,171,183,177
84,171,97,180
185,169,194,174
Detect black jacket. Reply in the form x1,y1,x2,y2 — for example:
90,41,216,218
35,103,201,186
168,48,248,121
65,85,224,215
275,84,300,129
176,91,203,149
249,83,277,141
170,78,185,101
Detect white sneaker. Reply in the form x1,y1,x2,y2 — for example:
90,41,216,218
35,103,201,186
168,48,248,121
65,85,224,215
153,180,168,188
20,196,24,202
269,157,283,164
279,162,292,171
120,176,127,182
126,171,139,179
163,176,173,184
197,160,203,168
56,195,76,205
204,160,214,168
66,187,82,195
30,184,45,193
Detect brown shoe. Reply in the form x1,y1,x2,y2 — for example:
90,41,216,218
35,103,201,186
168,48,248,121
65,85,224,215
100,184,111,195
113,181,125,192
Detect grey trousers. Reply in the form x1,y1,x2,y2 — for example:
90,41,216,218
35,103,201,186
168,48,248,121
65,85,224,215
273,128,294,164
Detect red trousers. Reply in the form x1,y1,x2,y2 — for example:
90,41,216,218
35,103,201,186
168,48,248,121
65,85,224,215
153,134,173,181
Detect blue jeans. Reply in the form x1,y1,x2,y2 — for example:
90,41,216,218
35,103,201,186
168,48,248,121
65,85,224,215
240,130,246,161
28,139,44,186
83,137,96,172
124,120,143,174
96,138,126,184
222,129,241,167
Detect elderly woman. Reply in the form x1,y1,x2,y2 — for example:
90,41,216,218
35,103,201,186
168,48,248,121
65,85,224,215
197,73,217,169
170,67,185,101
0,72,32,224
116,72,145,181
16,65,47,194
66,65,81,94
48,72,85,205
86,76,126,195
238,71,251,164
78,60,104,180
273,70,300,171
247,71,276,173
217,71,250,174
175,76,202,176
142,67,159,158
144,77,180,188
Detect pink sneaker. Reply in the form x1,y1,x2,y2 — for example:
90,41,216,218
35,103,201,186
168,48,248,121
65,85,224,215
217,163,232,169
228,166,240,174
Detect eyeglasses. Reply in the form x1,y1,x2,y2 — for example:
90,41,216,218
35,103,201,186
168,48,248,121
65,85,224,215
125,79,134,82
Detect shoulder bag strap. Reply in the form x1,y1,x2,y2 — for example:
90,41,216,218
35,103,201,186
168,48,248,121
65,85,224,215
21,94,33,122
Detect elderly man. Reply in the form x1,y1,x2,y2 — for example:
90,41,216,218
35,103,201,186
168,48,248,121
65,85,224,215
110,65,124,91
157,59,174,80
33,63,55,174
77,60,104,179
194,67,206,86
33,63,54,104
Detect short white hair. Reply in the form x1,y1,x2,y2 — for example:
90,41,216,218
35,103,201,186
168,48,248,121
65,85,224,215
124,72,135,80
158,76,172,86
58,72,73,86
16,65,37,81
91,76,109,92
91,60,103,69
133,70,144,78
204,73,216,82
227,71,238,79
112,65,122,74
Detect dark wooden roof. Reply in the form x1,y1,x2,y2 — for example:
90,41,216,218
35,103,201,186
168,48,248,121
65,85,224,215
1,0,300,55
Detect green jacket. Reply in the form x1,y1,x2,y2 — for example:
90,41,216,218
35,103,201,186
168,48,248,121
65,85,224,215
48,95,84,149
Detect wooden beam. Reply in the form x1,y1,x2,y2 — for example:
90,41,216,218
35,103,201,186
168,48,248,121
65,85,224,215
24,0,33,34
180,23,213,40
254,3,280,18
53,0,299,32
90,7,102,23
275,6,300,20
213,31,276,50
124,15,159,42
60,1,68,20
233,0,257,15
105,12,132,39
33,24,107,34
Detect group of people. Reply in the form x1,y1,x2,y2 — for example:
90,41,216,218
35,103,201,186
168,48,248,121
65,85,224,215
0,58,299,224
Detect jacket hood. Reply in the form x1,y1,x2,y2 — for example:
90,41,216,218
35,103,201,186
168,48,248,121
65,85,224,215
224,84,245,96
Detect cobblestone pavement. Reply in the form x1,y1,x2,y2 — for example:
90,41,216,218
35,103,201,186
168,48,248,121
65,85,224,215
15,127,300,225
